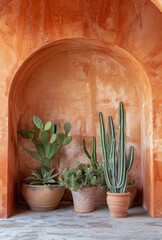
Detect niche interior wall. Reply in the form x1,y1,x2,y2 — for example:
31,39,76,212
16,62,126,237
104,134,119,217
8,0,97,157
0,0,162,218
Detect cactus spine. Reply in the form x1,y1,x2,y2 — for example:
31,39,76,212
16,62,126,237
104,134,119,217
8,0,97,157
99,102,134,193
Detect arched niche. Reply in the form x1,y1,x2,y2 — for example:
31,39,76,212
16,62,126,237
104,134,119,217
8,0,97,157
8,38,152,216
150,0,162,12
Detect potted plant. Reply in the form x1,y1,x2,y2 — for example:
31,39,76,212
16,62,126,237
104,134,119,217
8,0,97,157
83,136,107,204
59,136,105,213
99,102,134,217
59,163,101,213
18,116,72,211
127,181,137,208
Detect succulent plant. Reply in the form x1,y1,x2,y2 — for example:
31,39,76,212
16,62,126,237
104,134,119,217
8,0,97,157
83,136,105,187
59,163,100,191
25,166,59,185
18,116,72,184
98,102,134,193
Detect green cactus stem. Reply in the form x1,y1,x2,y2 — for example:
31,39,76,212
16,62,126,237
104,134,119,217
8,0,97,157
83,136,99,169
98,102,134,193
18,116,72,171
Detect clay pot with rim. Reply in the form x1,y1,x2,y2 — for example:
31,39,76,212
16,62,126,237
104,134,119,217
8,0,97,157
107,192,130,218
22,183,65,211
127,184,137,208
71,186,97,213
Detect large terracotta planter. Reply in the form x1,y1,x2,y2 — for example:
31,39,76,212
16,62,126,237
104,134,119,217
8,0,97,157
71,186,97,213
127,184,137,208
22,183,65,211
107,192,130,218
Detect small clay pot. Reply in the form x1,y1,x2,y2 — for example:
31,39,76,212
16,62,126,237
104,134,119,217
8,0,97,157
22,183,65,211
71,186,97,213
127,184,137,208
107,192,130,218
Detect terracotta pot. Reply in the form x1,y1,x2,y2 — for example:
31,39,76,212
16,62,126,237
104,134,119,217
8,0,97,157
127,184,137,208
22,183,65,211
95,186,107,204
107,192,130,218
71,186,97,213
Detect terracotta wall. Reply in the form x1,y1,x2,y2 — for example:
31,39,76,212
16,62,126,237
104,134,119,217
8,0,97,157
0,0,162,217
18,46,141,186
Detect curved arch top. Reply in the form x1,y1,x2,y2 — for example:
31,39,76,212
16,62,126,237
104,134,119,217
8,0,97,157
0,0,161,219
150,0,162,12
9,38,152,104
8,38,153,216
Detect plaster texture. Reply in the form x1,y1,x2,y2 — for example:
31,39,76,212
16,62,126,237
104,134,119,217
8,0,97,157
0,205,162,240
18,43,142,199
0,0,162,217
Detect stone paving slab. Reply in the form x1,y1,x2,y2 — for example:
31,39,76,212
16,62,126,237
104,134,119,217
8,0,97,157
0,205,162,240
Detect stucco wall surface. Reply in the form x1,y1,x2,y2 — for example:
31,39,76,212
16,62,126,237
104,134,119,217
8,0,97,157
0,0,161,217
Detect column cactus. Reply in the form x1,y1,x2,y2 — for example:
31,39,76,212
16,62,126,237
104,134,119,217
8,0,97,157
83,136,99,169
98,102,134,193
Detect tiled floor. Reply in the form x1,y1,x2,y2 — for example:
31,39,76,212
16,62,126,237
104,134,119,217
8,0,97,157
0,205,162,240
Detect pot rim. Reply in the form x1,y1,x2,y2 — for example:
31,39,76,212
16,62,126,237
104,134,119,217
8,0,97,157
71,186,98,192
22,183,64,189
127,185,137,189
107,191,130,196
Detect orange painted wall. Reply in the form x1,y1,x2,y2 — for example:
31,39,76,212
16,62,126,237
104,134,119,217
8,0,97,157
0,0,161,217
18,48,141,189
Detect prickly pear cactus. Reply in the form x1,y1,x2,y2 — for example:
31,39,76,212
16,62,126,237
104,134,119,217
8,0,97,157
18,116,72,170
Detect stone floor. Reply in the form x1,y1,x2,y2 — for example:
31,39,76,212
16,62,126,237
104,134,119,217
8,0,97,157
0,205,162,240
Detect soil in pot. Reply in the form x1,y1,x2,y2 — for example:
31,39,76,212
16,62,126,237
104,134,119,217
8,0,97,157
107,192,130,218
22,183,65,211
71,186,97,213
